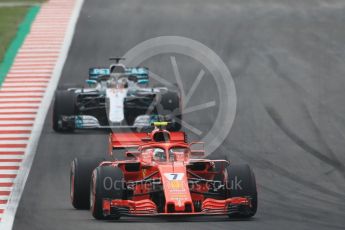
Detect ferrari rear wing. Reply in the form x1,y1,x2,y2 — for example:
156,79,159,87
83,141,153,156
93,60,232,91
109,131,186,149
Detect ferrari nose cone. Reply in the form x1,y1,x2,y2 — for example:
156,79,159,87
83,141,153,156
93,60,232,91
159,164,193,212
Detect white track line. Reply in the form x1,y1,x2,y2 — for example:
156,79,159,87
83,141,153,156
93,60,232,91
13,59,57,63
0,205,8,210
0,114,36,119
0,87,46,91
4,79,49,83
0,179,15,183
0,115,36,119
0,156,24,160
2,83,47,87
12,59,57,63
0,93,44,97
0,163,21,167
10,65,55,68
0,120,34,124
0,133,31,137
9,70,52,74
0,140,28,144
7,73,51,77
0,127,32,131
0,108,37,114
0,103,40,107
0,176,18,181
19,49,60,53
0,98,41,102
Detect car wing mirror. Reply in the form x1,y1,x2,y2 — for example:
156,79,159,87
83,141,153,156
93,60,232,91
86,79,97,87
126,151,141,158
189,141,205,157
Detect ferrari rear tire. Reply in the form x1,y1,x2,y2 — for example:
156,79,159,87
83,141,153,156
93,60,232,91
53,90,76,132
227,164,257,218
70,157,103,209
90,166,126,220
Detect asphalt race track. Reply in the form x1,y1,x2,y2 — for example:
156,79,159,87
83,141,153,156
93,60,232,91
13,0,345,229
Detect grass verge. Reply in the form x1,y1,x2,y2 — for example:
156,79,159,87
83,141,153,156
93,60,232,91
0,7,28,64
0,5,40,85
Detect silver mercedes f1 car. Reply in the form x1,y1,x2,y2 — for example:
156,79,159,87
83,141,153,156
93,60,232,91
53,59,181,132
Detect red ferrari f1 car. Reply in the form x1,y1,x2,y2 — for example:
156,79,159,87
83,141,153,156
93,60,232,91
70,122,257,220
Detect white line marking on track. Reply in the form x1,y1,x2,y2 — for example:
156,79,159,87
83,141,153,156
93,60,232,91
2,83,47,87
7,73,51,77
0,133,31,137
13,58,58,62
11,63,54,68
0,179,15,184
9,70,52,74
0,119,34,123
19,49,61,53
16,54,59,58
0,125,32,130
0,104,40,107
0,98,41,102
0,156,24,160
0,140,28,144
0,115,36,119
13,58,58,63
0,162,21,167
0,205,8,210
0,93,44,97
0,87,46,91
4,79,49,83
0,110,37,114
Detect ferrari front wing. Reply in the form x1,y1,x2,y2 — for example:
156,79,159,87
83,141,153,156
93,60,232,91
102,197,252,217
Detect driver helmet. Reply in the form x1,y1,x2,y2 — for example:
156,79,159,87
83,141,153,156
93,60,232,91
152,148,166,161
118,77,128,88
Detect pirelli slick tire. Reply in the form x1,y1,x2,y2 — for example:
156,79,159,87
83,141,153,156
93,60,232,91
53,90,76,132
227,164,257,218
90,166,126,220
70,157,103,210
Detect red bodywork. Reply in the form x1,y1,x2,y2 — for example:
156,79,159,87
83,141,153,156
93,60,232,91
100,128,252,217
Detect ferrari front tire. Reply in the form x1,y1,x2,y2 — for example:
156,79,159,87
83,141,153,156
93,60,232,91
90,166,126,220
70,157,103,209
227,164,257,218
